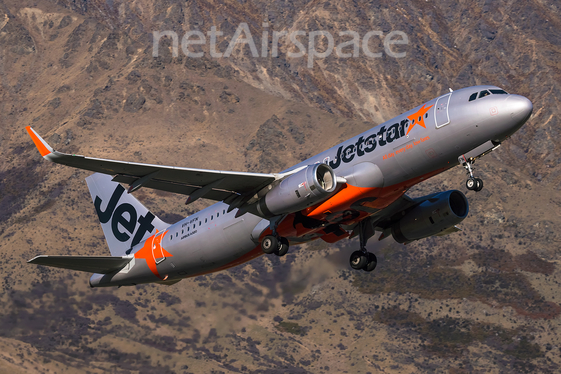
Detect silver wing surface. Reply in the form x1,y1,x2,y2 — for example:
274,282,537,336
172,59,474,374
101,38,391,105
27,126,277,203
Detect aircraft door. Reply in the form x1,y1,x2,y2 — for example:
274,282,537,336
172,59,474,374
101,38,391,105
152,231,167,265
434,93,451,128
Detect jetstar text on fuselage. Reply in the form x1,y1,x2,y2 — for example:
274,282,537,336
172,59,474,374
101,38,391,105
327,105,433,170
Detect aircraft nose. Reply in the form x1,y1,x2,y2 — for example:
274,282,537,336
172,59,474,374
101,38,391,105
507,95,533,123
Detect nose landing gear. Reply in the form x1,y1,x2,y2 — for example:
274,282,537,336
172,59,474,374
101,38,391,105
466,177,483,192
459,155,483,192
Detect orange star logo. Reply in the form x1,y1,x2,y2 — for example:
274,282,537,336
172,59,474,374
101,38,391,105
406,104,434,135
133,230,172,279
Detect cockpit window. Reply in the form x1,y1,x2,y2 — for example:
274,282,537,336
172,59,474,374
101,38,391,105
469,88,509,102
479,90,491,99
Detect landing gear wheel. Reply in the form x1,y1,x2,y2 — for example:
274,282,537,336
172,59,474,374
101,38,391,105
474,178,484,192
275,237,289,257
261,235,279,254
364,252,378,272
460,155,484,192
350,251,368,270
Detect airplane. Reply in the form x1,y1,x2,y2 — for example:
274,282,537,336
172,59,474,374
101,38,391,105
26,85,533,287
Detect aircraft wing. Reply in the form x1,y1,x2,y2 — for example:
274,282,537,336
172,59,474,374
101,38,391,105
27,127,277,203
369,193,435,234
363,192,463,241
28,255,132,274
347,194,417,240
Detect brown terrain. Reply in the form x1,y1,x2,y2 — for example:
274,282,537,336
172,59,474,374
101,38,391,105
1,0,561,372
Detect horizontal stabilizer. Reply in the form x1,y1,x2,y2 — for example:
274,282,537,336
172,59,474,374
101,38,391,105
156,279,182,286
28,255,132,274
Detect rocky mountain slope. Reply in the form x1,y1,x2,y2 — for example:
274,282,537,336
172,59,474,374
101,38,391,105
1,0,561,372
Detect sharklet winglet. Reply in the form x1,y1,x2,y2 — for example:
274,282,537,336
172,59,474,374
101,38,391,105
26,126,54,157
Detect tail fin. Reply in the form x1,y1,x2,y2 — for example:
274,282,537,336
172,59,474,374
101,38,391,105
86,173,169,256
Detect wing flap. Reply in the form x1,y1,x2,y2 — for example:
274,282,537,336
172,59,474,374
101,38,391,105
111,174,235,201
28,255,132,274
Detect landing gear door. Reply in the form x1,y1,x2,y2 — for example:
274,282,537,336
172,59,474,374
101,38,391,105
434,93,451,128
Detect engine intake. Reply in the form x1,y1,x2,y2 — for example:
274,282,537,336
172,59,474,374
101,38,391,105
391,190,469,243
257,164,337,217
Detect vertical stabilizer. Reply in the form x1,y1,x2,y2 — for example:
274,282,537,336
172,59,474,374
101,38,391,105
85,173,169,256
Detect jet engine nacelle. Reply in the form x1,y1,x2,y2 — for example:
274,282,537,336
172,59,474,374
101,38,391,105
257,164,337,217
391,190,469,243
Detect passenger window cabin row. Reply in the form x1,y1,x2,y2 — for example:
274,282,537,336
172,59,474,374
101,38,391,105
171,209,228,241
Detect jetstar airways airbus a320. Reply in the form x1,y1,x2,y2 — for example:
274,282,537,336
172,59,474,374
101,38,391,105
26,85,532,287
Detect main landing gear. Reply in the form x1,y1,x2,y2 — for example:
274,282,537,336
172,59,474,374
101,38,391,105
261,216,290,257
459,155,483,192
350,251,377,272
261,235,289,257
349,220,377,272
